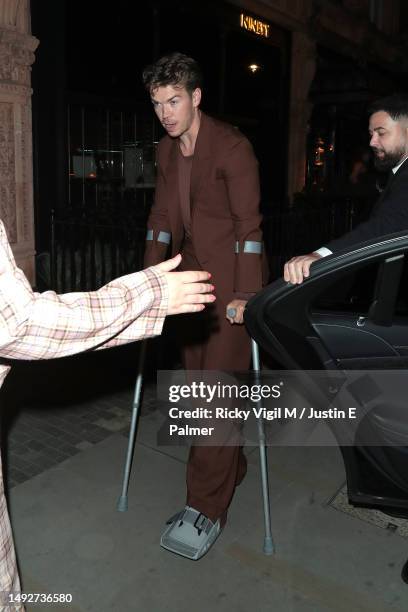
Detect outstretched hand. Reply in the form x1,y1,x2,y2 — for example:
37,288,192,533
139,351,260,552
283,252,322,284
154,254,215,315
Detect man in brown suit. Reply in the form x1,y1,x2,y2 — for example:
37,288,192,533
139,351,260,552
143,52,264,559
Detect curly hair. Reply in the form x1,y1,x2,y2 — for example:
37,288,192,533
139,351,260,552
142,52,203,94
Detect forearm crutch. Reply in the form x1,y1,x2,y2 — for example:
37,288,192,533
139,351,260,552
117,339,147,512
227,307,274,554
251,338,274,555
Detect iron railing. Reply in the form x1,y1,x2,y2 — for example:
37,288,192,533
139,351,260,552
43,195,373,292
47,206,147,292
263,196,372,280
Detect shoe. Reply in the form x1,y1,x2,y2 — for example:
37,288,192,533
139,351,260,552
160,506,222,560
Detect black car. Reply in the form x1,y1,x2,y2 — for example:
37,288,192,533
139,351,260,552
245,232,408,581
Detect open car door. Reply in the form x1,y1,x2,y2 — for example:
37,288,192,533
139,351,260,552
245,232,408,514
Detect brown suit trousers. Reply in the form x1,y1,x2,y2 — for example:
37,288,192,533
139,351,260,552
180,239,250,522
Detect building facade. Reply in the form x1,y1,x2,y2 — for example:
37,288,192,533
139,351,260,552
0,0,406,284
227,0,406,198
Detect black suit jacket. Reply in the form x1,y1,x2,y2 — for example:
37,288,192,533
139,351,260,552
326,158,408,252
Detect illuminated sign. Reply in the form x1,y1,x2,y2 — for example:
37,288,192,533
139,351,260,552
240,13,270,38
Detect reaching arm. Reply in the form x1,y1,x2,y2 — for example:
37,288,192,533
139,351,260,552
0,224,214,360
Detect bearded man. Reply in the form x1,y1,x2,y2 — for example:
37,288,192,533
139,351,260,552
284,94,408,284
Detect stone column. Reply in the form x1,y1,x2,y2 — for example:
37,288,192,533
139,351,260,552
287,31,316,203
0,0,38,283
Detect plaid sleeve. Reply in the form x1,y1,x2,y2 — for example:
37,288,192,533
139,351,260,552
0,221,168,361
0,455,23,610
0,223,169,606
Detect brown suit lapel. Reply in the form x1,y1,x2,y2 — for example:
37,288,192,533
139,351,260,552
191,113,213,204
159,113,215,247
162,139,183,248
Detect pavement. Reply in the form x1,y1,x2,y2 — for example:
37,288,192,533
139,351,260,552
0,343,407,612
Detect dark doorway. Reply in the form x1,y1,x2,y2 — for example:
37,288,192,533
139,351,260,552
223,29,288,208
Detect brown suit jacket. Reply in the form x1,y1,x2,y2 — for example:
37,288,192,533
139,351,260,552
144,112,264,303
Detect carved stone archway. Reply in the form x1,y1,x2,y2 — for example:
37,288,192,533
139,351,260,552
0,0,38,283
